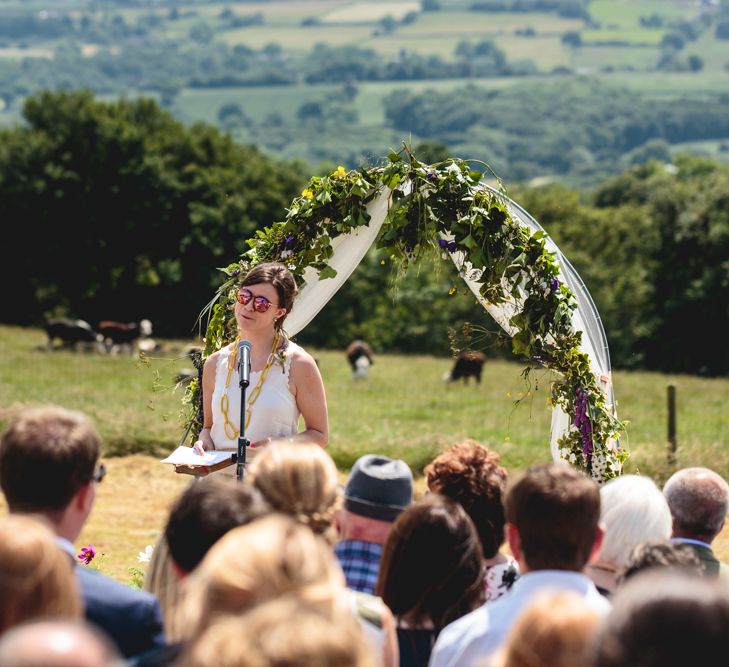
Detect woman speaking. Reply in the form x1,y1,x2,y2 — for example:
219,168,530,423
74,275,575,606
192,261,328,463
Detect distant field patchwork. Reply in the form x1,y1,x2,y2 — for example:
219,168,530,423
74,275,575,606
320,2,422,23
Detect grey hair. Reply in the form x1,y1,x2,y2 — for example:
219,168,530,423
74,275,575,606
663,467,729,541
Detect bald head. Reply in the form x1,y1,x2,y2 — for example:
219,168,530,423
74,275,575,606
0,620,123,667
663,467,729,543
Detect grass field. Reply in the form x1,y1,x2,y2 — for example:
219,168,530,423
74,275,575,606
1,322,729,580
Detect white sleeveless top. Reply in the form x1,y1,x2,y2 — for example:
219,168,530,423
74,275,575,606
210,340,300,469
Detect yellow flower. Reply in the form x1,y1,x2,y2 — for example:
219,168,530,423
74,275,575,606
448,286,457,295
301,189,313,200
333,165,347,179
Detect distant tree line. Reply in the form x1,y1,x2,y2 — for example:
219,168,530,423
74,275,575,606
382,78,729,182
1,92,727,375
0,39,535,109
469,0,590,19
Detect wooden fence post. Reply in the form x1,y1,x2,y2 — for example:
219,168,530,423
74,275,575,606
667,384,677,466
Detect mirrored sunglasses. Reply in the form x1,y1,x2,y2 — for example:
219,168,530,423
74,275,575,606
237,288,278,313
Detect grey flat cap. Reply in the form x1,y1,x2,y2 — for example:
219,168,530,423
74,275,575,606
344,454,413,522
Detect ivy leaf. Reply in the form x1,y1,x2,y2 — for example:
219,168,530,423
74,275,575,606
460,234,476,250
316,189,332,204
318,266,337,280
382,172,401,190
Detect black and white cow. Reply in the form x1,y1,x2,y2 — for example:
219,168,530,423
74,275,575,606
44,318,104,352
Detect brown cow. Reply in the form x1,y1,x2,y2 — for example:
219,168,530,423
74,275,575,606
444,350,487,385
97,319,153,354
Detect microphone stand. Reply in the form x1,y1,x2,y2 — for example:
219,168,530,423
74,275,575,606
236,343,251,482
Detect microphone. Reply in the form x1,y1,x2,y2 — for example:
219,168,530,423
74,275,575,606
238,340,252,388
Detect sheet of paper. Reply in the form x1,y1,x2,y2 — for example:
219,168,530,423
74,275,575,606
161,446,234,467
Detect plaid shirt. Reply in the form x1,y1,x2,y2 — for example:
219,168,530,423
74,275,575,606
334,539,383,595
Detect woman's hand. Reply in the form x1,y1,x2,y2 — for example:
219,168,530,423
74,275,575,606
249,436,275,449
192,428,214,455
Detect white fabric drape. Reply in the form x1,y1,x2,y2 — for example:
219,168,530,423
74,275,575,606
448,184,618,463
285,188,391,337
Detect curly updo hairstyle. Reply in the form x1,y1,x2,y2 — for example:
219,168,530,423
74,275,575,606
424,439,508,559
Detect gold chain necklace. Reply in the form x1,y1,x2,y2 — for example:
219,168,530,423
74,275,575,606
220,331,281,440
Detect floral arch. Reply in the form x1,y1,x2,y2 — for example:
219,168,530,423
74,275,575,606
182,147,628,484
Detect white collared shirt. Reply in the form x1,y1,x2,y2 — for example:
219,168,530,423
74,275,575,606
55,535,76,559
428,570,611,667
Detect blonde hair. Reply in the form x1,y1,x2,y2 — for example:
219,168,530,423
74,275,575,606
247,441,341,544
0,515,82,634
179,596,376,667
182,514,346,635
494,591,600,667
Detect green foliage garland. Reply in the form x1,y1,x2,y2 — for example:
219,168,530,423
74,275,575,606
182,146,628,482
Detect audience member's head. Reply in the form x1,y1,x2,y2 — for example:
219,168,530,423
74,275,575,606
663,467,729,543
182,513,347,635
0,619,123,667
424,439,508,560
493,591,600,667
617,539,703,585
178,596,376,667
0,405,101,519
247,441,342,544
0,515,82,635
336,453,413,549
164,475,270,575
376,493,484,633
589,569,729,666
504,463,601,572
596,474,672,571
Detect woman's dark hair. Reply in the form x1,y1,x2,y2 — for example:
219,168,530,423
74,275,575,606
240,262,298,331
375,493,485,633
424,440,507,558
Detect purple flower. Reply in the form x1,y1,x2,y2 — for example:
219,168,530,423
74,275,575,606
77,545,96,565
231,270,240,277
550,277,559,292
426,170,438,182
447,241,457,253
284,234,295,246
438,239,448,249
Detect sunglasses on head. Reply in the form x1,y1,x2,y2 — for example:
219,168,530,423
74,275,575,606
236,288,279,313
90,462,106,484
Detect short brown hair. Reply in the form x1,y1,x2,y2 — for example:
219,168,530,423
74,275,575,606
424,439,508,558
0,405,100,512
241,262,298,331
504,463,600,571
165,476,271,573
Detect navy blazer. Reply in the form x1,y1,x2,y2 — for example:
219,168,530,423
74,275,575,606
75,565,167,659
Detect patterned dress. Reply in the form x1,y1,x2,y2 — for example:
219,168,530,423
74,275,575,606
483,557,520,602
